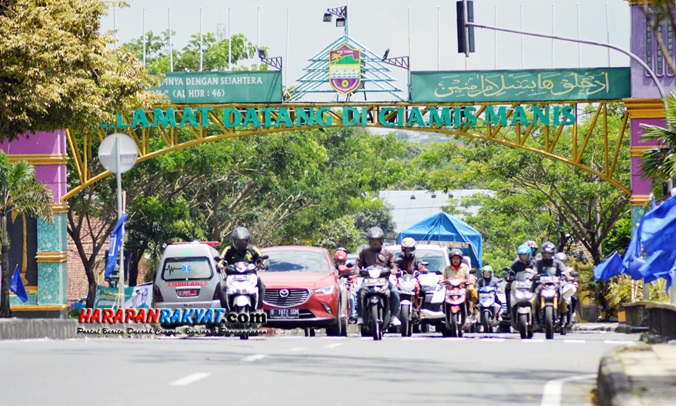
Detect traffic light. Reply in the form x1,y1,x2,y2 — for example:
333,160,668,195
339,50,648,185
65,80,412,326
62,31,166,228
456,0,475,54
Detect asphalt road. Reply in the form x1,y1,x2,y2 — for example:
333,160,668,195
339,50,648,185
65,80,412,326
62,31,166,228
0,330,638,406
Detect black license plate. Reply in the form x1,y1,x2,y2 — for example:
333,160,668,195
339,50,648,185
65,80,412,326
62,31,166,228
269,308,300,319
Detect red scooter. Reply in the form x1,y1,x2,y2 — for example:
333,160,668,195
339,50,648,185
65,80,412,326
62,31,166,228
441,278,469,337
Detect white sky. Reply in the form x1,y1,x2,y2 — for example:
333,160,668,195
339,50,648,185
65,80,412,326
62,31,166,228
101,0,631,96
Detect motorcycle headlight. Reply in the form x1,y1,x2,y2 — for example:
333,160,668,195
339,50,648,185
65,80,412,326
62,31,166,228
226,274,257,292
399,281,416,292
542,289,556,298
313,285,335,295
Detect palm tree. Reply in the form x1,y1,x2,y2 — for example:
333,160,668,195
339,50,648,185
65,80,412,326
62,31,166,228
0,153,54,317
641,96,676,182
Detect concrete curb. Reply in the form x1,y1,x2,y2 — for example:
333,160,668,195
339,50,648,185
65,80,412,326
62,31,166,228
597,347,643,406
571,324,648,334
572,324,616,332
0,318,78,340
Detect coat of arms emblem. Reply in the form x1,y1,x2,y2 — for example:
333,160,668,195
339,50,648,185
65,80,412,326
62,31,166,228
328,44,361,95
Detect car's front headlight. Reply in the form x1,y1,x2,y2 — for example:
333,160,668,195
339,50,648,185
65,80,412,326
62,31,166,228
312,285,335,295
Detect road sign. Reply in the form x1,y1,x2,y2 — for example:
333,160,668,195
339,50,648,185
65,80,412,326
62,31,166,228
98,133,138,174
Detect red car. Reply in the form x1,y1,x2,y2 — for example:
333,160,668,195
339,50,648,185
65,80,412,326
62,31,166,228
260,246,348,336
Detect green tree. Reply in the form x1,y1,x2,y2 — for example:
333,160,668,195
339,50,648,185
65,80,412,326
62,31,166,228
123,31,260,73
0,0,163,140
416,103,630,265
66,149,117,308
0,154,53,317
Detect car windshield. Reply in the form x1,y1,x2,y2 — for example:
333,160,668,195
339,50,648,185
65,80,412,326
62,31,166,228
416,250,447,272
389,248,446,272
162,257,213,280
264,251,330,272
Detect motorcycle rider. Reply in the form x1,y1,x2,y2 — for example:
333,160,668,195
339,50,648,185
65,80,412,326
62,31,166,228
477,265,502,320
442,249,478,313
524,240,540,260
333,247,349,269
218,226,266,310
355,226,401,326
555,251,578,326
478,265,501,289
506,244,537,312
335,248,358,322
534,241,569,316
398,237,425,313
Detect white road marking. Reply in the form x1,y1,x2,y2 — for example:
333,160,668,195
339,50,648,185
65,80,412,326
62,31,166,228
323,343,344,349
241,354,267,362
169,372,210,386
563,339,585,344
540,374,595,406
604,340,636,346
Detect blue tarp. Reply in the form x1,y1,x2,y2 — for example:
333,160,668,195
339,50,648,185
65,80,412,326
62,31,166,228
396,212,482,268
594,252,624,282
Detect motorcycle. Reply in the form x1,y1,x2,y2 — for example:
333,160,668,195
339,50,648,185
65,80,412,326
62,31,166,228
537,270,561,340
509,269,537,340
359,265,392,341
221,260,264,340
338,263,358,324
477,285,501,333
397,271,419,337
416,271,445,333
559,272,579,330
442,278,469,337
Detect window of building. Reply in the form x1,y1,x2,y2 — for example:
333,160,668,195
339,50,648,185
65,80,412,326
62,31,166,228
646,22,654,76
657,25,665,76
668,24,674,76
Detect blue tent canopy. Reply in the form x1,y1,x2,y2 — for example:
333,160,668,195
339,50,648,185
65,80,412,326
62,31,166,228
396,212,482,268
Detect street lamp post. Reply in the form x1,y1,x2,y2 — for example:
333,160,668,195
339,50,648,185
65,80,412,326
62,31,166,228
257,48,282,71
323,5,348,35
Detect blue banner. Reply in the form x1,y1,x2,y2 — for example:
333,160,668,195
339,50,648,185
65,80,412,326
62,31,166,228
593,252,623,282
639,250,676,291
105,213,128,278
640,195,676,255
9,264,28,302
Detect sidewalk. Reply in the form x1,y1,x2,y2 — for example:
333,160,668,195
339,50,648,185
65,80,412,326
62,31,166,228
597,343,676,406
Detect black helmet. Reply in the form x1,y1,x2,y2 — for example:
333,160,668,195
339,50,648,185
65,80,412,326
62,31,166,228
232,227,250,251
449,248,463,259
541,241,556,254
367,227,385,239
367,227,384,250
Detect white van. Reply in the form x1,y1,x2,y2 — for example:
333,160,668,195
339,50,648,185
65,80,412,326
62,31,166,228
153,241,223,313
